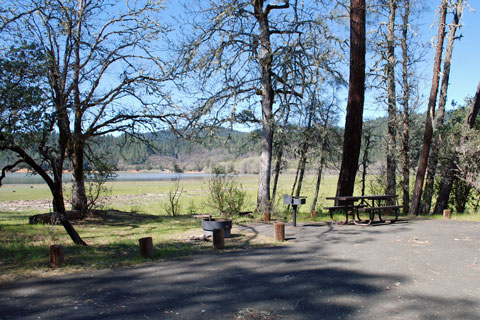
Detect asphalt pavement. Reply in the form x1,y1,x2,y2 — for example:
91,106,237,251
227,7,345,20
1,219,480,319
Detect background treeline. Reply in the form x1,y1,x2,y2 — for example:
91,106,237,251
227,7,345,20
0,114,424,174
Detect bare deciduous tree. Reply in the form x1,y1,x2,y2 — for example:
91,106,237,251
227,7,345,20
177,0,330,212
10,0,176,217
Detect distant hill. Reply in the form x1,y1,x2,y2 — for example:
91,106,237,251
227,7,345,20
1,113,429,175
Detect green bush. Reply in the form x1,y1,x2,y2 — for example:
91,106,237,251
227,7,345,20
205,167,246,218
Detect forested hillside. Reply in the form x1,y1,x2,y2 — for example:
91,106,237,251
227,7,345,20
0,116,426,174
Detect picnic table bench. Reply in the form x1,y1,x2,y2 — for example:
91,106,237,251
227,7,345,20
324,195,400,225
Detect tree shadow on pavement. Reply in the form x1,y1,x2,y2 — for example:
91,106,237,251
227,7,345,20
1,220,479,319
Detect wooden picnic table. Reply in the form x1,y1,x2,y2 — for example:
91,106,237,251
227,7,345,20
324,195,401,225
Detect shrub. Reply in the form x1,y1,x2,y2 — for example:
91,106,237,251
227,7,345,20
205,167,246,218
164,177,184,216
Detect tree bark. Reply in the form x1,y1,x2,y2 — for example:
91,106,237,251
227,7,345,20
69,0,89,216
386,0,397,205
360,129,373,196
310,125,328,212
400,0,411,214
422,0,464,214
409,0,448,215
70,141,88,216
336,0,366,200
254,0,277,213
271,106,290,203
5,146,87,246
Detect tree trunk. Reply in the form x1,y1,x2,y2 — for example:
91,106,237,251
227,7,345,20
386,0,397,205
360,129,373,196
400,0,411,214
422,0,464,214
70,1,89,217
254,0,276,213
311,125,328,212
433,157,455,214
311,152,325,212
271,106,290,203
70,141,88,217
295,111,313,198
336,0,366,200
9,145,87,246
295,144,308,197
434,80,480,214
409,0,448,215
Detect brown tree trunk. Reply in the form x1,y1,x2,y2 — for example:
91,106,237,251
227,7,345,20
311,154,325,212
254,0,277,213
360,129,374,196
336,0,366,200
433,158,455,214
295,144,308,197
311,128,328,212
400,0,411,214
409,0,447,215
69,1,88,217
9,145,87,246
70,141,88,216
386,0,397,205
271,106,290,203
422,0,464,214
434,80,480,214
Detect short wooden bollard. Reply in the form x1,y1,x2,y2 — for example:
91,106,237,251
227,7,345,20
443,209,452,219
50,244,64,267
213,228,224,250
274,222,285,242
139,237,153,259
263,212,271,222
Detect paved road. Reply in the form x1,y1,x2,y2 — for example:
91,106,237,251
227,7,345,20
1,219,480,319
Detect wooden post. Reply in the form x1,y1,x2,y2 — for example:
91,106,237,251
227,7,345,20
274,222,285,242
139,237,153,258
263,211,271,222
443,209,451,219
49,244,64,267
213,228,224,250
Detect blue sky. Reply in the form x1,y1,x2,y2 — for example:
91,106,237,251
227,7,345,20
437,5,480,106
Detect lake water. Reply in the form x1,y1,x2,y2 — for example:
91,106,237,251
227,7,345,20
1,172,215,184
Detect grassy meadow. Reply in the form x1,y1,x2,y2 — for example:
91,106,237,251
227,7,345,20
0,174,336,281
1,173,478,281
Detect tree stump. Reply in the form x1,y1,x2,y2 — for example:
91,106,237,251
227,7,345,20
311,210,317,218
443,209,452,219
274,222,285,242
263,212,271,222
49,245,64,267
213,228,225,250
139,237,153,258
